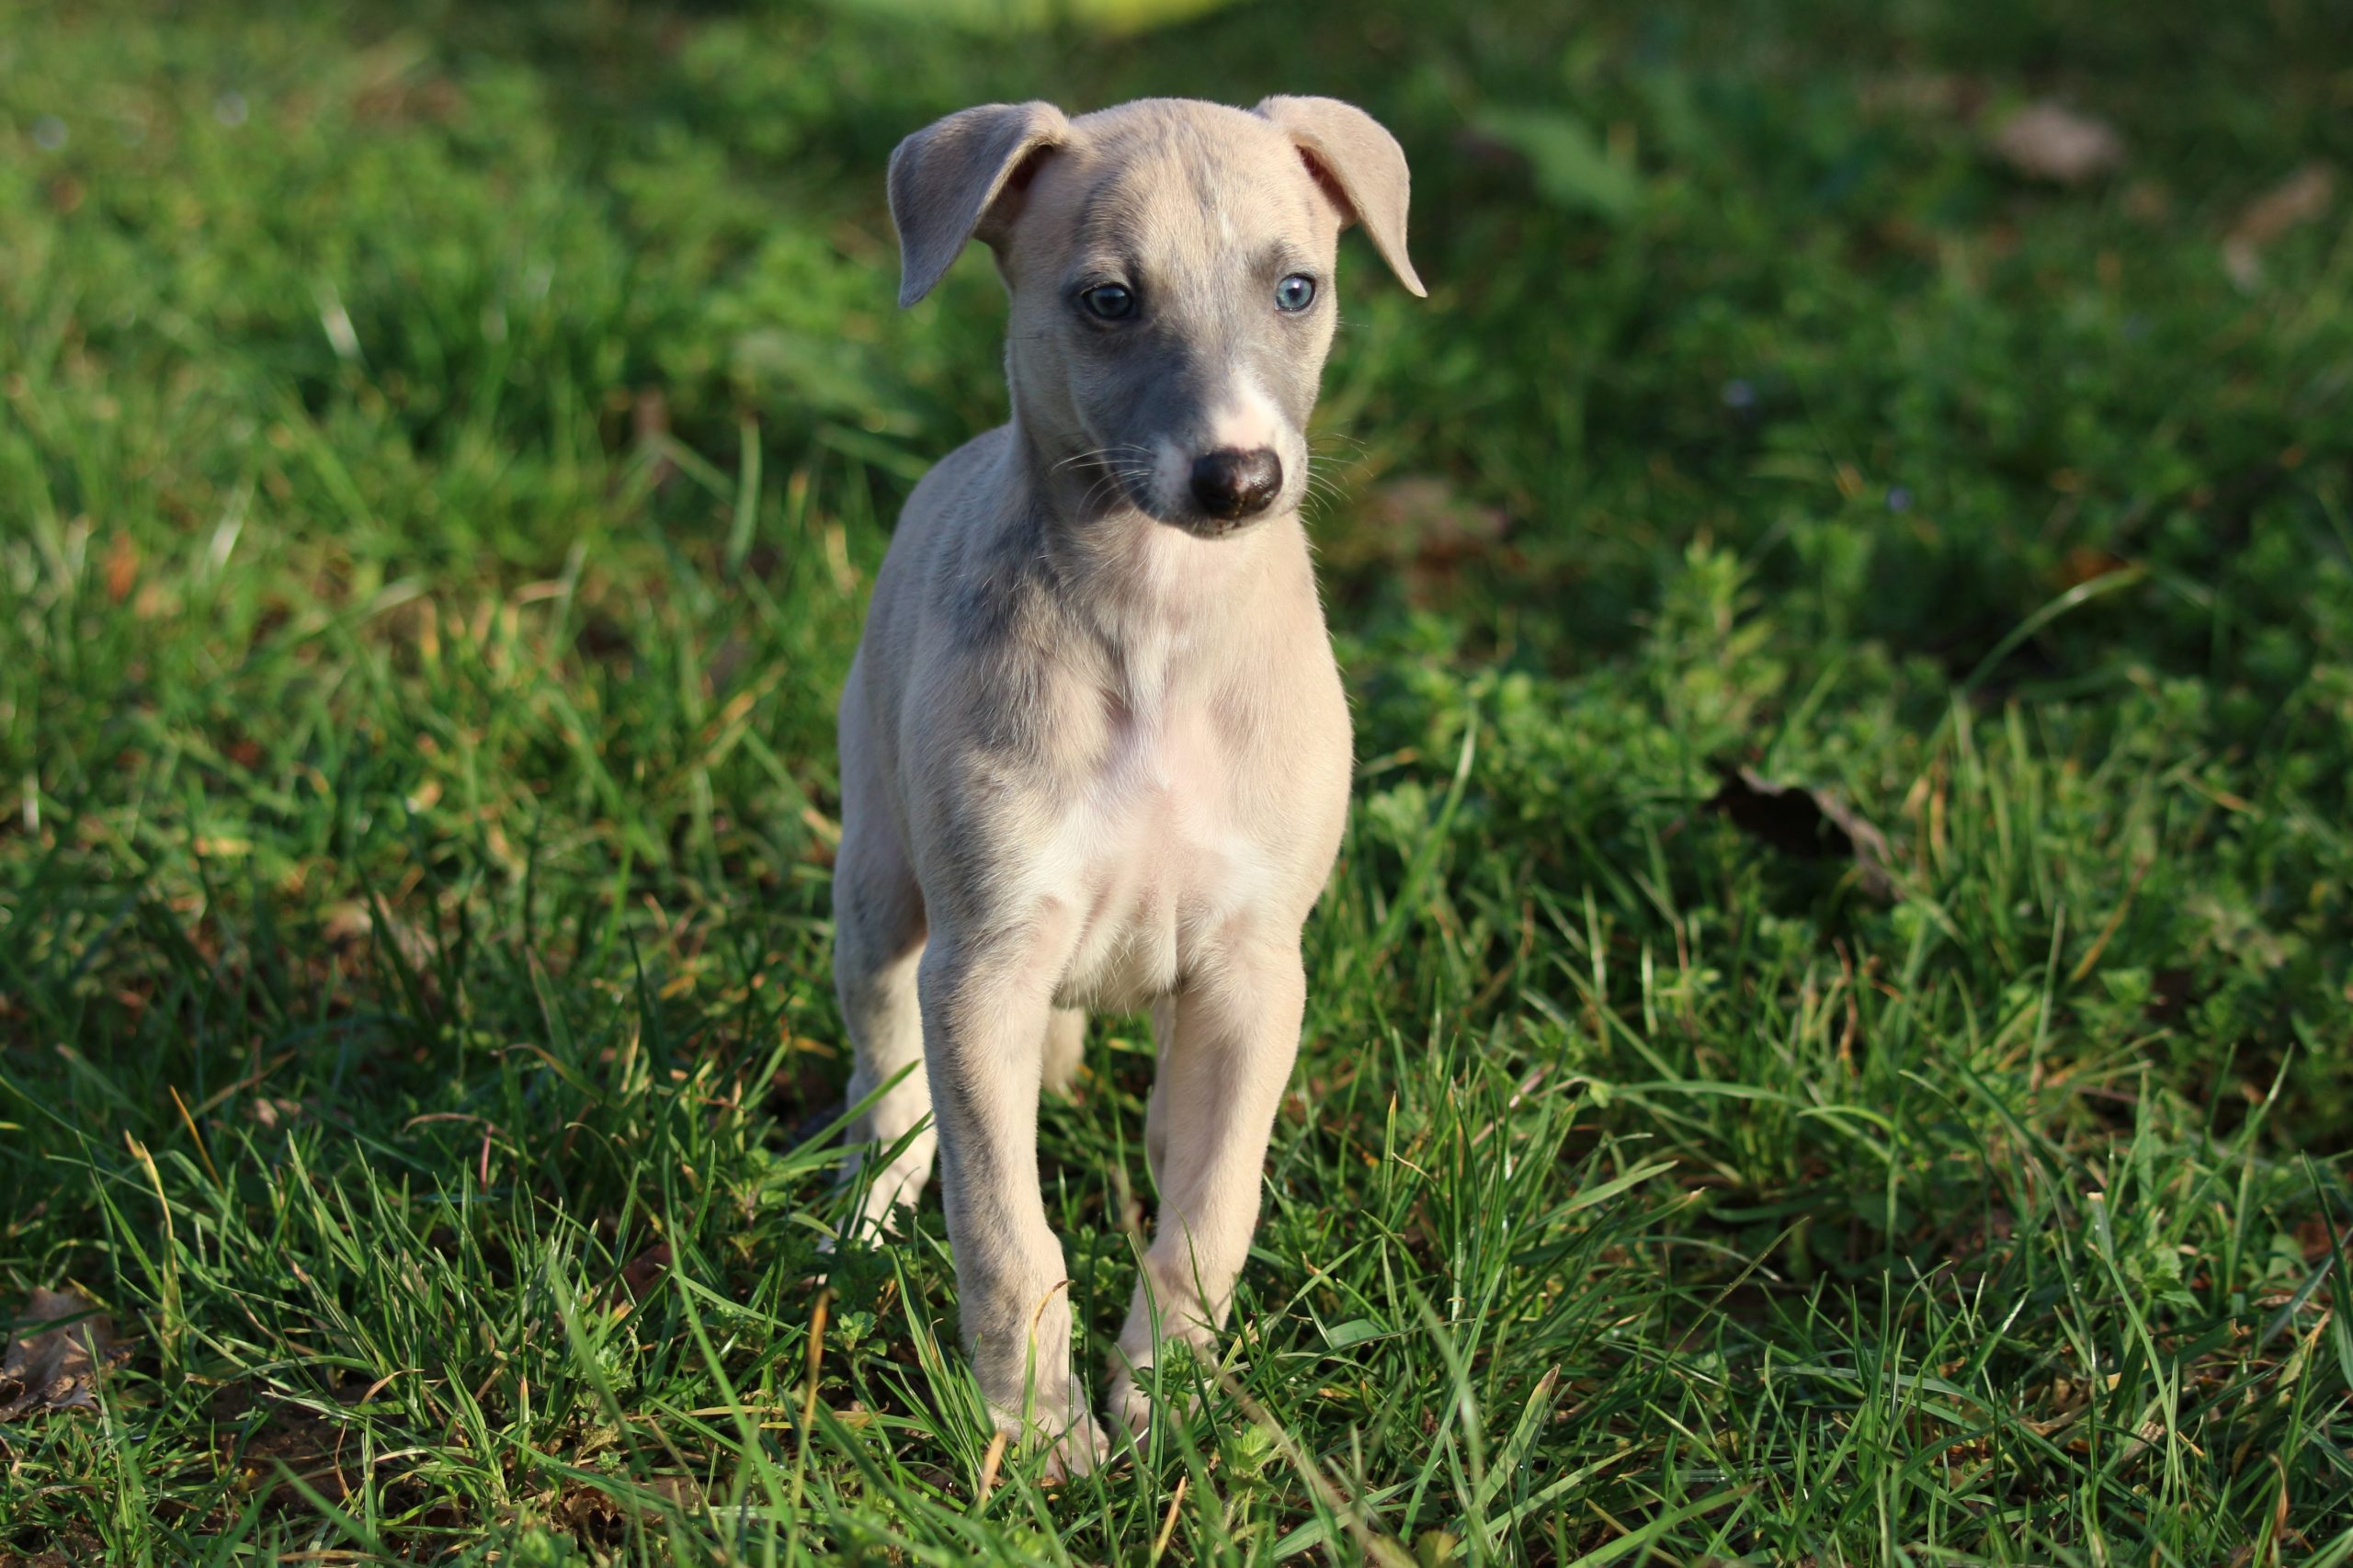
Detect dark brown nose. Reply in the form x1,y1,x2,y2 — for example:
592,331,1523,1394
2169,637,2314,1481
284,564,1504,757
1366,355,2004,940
1189,449,1282,519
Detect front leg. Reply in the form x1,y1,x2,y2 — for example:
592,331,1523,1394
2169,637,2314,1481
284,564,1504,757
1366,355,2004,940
919,917,1108,1476
1108,930,1305,1437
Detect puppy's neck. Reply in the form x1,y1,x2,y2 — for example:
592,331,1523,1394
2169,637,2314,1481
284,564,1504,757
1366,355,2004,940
1000,416,1312,689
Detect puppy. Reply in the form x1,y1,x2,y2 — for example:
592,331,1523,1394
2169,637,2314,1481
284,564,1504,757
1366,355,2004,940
833,95,1424,1471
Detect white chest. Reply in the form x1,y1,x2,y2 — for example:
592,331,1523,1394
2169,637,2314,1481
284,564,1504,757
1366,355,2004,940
1042,696,1282,1011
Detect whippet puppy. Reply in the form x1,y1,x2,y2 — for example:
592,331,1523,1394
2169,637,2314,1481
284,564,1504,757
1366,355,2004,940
833,95,1424,1471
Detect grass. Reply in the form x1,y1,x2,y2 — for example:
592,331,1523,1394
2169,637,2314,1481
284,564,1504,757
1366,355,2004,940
4,0,2352,1560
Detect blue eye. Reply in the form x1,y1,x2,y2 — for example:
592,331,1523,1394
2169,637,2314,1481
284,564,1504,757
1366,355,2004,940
1274,273,1317,312
1079,282,1136,321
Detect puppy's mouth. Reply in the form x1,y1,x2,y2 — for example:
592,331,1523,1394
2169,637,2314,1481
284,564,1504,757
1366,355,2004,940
1150,500,1274,540
1115,469,1290,540
1157,513,1270,543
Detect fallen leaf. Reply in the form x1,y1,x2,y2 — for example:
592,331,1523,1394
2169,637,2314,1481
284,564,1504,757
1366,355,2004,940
1990,102,2124,185
2223,163,2335,288
620,1242,673,1302
552,1474,704,1546
1706,767,1898,900
225,1403,354,1502
0,1288,119,1421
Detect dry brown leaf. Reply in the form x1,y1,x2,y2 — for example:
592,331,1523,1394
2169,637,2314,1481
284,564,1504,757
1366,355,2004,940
226,1403,355,1502
619,1242,673,1304
552,1474,705,1546
1990,102,2125,185
0,1288,119,1421
1706,767,1899,901
2223,163,2336,288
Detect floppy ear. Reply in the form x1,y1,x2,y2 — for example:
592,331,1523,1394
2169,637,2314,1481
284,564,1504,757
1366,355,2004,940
1254,96,1426,298
887,101,1071,308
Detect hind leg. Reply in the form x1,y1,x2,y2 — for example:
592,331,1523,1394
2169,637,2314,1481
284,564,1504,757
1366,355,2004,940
833,693,933,1239
1108,939,1303,1438
835,871,930,1236
1041,1007,1086,1097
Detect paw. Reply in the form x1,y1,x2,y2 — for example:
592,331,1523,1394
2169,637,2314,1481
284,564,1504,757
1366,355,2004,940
813,1190,902,1264
1107,1364,1154,1442
1038,1407,1112,1482
838,1156,929,1244
1105,1342,1211,1447
995,1397,1111,1481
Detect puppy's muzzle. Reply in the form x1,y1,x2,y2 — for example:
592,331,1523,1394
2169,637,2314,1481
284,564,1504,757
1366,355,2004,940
1190,448,1282,520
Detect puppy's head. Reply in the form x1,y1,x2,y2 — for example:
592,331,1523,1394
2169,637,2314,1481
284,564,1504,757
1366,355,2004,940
890,96,1425,538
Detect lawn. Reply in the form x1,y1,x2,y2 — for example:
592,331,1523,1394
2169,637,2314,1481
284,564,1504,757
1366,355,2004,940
4,0,2351,1561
